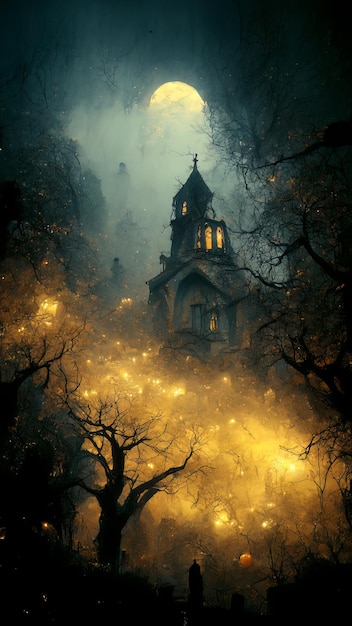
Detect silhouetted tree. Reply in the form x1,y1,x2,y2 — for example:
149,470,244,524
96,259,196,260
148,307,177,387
204,0,352,422
262,119,352,167
239,147,352,422
63,394,203,573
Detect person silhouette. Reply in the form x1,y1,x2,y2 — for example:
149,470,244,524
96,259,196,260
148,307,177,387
188,559,203,609
116,162,130,213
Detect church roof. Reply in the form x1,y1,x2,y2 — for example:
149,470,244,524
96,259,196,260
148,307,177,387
172,154,213,219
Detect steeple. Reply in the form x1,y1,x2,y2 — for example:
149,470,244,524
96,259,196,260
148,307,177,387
170,156,234,259
171,155,213,222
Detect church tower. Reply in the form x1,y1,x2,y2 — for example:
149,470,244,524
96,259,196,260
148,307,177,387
147,156,248,357
169,154,234,261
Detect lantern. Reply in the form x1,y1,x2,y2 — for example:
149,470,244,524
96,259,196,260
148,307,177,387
239,552,253,568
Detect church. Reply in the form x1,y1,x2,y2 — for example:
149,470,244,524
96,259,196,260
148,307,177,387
146,156,250,357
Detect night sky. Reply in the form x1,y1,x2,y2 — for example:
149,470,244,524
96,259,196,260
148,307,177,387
2,0,351,287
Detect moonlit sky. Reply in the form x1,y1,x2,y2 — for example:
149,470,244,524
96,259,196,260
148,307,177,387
1,0,239,291
67,82,222,287
2,0,350,292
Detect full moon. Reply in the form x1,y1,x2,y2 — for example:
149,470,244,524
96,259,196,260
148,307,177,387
149,81,205,112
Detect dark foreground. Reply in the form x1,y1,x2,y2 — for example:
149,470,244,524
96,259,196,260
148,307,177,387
1,545,351,625
1,571,350,625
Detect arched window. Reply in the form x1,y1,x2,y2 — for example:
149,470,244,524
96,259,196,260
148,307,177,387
205,225,212,250
209,310,218,331
182,201,188,215
196,225,202,249
216,226,224,250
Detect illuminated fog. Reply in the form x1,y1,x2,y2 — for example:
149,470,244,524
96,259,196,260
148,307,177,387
67,292,339,611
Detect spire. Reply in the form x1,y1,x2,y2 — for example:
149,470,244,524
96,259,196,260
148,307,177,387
193,153,198,171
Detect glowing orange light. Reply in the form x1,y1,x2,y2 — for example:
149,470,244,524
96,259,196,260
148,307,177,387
239,553,253,568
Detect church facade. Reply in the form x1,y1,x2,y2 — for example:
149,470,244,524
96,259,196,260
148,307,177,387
146,156,250,357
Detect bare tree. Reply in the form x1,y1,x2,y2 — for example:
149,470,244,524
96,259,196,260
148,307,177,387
239,148,352,422
0,321,86,441
63,393,203,573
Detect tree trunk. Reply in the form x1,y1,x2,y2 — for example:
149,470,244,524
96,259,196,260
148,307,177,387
95,503,124,574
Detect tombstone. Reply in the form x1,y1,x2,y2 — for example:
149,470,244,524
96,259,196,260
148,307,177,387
230,592,244,616
188,559,203,610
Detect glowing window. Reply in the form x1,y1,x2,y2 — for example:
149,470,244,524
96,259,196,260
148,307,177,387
182,201,188,215
205,225,212,250
216,226,224,249
210,311,218,331
196,225,202,249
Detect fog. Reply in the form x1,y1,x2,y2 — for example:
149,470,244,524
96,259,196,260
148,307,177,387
2,0,351,614
73,306,324,610
67,87,226,289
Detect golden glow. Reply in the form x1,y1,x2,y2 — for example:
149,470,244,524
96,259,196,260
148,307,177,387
118,298,133,309
83,389,98,398
214,511,231,527
37,298,59,326
60,302,348,592
38,298,58,316
205,225,212,250
149,81,204,112
172,387,185,397
261,520,274,529
216,226,223,249
209,312,218,331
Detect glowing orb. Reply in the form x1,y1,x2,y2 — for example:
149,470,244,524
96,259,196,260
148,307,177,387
239,553,253,568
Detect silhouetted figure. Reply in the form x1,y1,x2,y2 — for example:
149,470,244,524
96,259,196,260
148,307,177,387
111,257,120,280
116,162,130,213
110,256,125,290
188,559,203,612
265,119,352,167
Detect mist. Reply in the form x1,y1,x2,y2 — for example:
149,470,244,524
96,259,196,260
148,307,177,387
67,91,225,290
